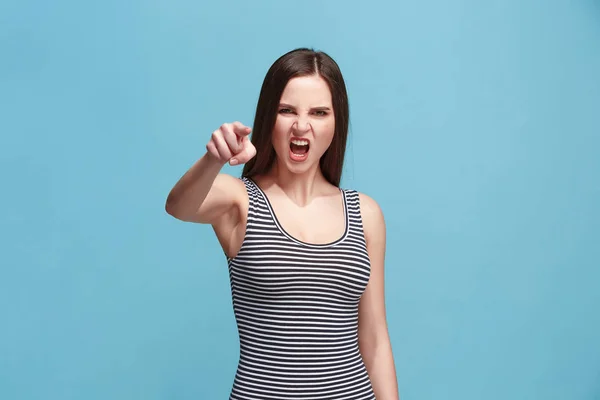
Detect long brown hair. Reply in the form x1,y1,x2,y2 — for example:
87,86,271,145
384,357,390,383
242,48,350,187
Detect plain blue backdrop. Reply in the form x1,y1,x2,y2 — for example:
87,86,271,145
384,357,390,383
1,0,599,399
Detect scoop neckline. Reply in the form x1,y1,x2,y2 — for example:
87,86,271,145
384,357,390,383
247,177,349,248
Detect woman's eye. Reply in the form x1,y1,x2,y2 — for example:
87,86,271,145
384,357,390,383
279,108,293,114
314,110,328,116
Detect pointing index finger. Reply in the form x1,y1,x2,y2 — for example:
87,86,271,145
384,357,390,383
232,121,252,137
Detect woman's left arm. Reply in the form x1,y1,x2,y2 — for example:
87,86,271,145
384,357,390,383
358,193,399,400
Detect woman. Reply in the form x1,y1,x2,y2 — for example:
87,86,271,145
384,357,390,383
166,48,399,400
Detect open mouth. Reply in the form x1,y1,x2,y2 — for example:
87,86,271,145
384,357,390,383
289,138,310,161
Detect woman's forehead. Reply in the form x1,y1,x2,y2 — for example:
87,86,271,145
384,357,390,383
280,75,332,106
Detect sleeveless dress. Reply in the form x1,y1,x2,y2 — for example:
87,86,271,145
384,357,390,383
226,177,376,400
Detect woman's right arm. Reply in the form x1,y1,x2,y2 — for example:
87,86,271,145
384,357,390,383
165,121,256,226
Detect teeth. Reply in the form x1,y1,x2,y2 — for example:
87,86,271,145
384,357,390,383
291,139,309,146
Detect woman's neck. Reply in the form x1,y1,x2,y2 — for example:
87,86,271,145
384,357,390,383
260,161,332,207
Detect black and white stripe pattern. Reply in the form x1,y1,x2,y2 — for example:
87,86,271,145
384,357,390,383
226,177,375,400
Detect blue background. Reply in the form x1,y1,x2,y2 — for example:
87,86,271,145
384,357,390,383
1,0,599,399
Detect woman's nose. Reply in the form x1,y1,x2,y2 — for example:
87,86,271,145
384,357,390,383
294,115,311,133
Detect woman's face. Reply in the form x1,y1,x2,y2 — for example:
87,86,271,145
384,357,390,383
272,74,335,175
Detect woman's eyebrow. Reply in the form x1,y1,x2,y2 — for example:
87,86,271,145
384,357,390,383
279,103,331,110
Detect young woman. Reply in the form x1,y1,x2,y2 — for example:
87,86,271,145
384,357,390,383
166,48,399,400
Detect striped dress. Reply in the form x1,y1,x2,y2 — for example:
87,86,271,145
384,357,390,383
227,177,376,400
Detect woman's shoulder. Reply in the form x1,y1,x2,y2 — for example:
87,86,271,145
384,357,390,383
349,191,385,239
356,192,383,218
340,186,382,215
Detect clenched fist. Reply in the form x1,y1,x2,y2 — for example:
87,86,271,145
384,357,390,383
206,122,257,166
